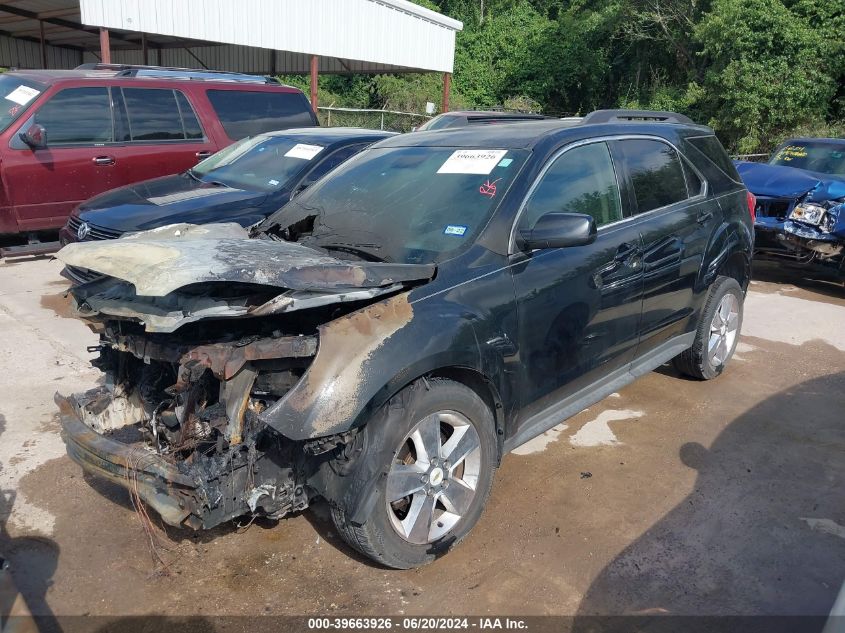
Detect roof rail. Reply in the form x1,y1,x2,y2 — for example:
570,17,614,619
75,63,280,85
582,109,694,125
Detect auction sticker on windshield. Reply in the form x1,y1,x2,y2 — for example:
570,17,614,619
285,144,324,160
5,85,40,106
437,149,508,175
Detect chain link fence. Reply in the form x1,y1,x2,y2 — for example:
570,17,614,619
317,107,431,132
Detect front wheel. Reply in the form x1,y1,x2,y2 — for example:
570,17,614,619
673,275,743,380
330,378,497,569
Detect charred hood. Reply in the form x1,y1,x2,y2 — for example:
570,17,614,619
57,223,435,297
56,223,435,332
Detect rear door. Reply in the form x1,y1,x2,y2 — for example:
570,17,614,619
3,86,119,231
611,137,717,357
107,86,220,186
510,140,644,429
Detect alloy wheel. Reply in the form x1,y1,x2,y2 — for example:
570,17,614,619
386,410,482,545
708,293,739,366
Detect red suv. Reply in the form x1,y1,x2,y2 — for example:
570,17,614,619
0,64,317,238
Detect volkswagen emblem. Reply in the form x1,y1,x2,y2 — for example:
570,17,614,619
77,221,91,241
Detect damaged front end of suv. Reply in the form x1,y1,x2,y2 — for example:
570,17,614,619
737,144,845,280
55,222,433,530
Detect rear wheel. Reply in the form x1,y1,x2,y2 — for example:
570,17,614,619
674,276,743,380
330,378,497,569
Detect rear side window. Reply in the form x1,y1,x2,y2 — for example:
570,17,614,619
207,90,315,139
175,91,203,139
119,88,204,142
34,87,112,144
687,135,741,182
683,162,704,197
522,142,622,229
618,139,688,214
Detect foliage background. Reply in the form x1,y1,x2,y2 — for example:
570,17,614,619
288,0,844,154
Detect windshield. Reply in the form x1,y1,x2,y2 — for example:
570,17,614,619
191,135,326,192
263,145,529,264
0,75,46,134
769,141,845,176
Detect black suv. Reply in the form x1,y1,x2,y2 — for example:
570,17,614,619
56,109,753,569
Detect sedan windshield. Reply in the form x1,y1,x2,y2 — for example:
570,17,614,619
769,141,845,176
0,75,46,133
191,135,326,192
263,145,529,264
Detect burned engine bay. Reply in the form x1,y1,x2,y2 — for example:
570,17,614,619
55,223,434,530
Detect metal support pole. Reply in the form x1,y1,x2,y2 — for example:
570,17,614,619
141,33,148,65
99,27,111,64
39,20,47,68
310,55,319,113
442,72,451,113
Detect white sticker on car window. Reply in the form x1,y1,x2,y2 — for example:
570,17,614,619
437,149,508,175
444,224,468,236
5,85,40,106
284,144,324,160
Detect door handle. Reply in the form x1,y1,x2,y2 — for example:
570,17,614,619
92,155,115,166
696,209,714,224
592,242,642,288
614,242,641,262
196,150,213,160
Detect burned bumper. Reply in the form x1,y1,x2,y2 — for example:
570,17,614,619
58,393,205,529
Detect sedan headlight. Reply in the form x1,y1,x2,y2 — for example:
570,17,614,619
789,203,827,226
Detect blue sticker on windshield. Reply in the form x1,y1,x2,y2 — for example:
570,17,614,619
498,158,513,167
444,225,468,236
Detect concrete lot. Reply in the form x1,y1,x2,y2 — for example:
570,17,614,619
0,257,843,619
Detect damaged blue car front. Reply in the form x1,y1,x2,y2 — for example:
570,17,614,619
737,138,845,280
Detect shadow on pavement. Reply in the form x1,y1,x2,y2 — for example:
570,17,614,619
0,413,62,633
752,260,844,300
575,371,845,618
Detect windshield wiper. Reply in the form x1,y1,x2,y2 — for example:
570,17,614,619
186,169,228,188
320,242,388,263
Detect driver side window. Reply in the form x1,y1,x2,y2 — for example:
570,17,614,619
521,142,622,230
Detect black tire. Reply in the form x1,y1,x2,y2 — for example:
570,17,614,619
330,378,497,569
673,276,744,380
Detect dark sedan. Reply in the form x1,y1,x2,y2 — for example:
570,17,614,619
59,127,395,281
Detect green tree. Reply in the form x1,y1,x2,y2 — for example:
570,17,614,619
693,0,835,152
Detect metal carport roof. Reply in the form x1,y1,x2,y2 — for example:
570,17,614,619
0,0,463,72
0,0,463,109
80,0,464,75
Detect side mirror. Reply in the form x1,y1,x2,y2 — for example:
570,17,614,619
20,123,46,149
519,212,597,250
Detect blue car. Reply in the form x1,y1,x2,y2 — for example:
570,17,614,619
59,127,395,282
736,138,845,281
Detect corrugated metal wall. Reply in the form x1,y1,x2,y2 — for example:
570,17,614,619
80,0,461,73
0,34,82,69
81,44,413,74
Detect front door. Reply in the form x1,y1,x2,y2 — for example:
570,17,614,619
509,141,644,430
4,86,118,231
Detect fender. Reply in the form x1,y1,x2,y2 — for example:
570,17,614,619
259,290,510,441
698,212,753,292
